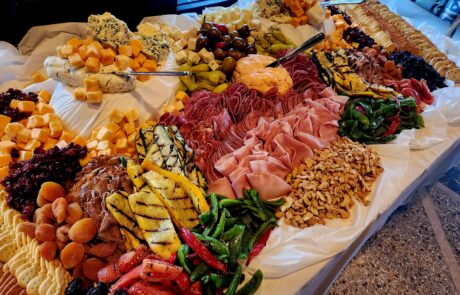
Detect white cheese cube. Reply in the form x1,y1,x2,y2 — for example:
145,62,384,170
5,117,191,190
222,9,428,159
188,38,197,51
167,38,175,46
187,50,201,65
171,27,182,40
174,50,187,64
208,60,220,71
171,41,185,53
202,51,215,64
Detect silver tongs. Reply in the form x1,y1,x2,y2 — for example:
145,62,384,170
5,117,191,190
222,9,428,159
108,71,191,77
320,0,365,7
266,32,325,68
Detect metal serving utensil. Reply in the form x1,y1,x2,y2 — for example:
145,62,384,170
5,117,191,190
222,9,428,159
107,71,191,77
320,0,365,7
265,32,325,68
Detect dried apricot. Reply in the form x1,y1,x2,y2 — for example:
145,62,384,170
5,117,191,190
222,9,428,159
38,241,57,261
82,258,105,281
35,224,56,242
56,224,71,243
89,242,117,258
60,242,85,269
65,202,83,224
37,194,49,208
52,197,68,223
41,204,54,220
39,181,65,202
72,263,84,278
18,222,36,238
33,208,52,225
69,218,97,243
56,240,66,251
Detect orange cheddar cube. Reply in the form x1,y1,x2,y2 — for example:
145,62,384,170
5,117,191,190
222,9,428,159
87,91,103,103
135,67,150,82
116,138,128,150
131,45,141,58
38,90,52,103
24,139,41,151
69,52,85,68
0,154,12,167
0,115,12,136
143,60,157,71
78,45,89,61
109,108,125,124
85,57,100,73
67,37,83,48
299,15,308,25
115,130,126,139
43,113,60,125
115,55,130,71
106,122,121,133
90,129,99,140
175,91,189,102
118,45,132,57
4,122,22,138
130,59,141,71
135,53,147,66
60,44,75,57
127,132,137,146
100,48,116,66
19,150,33,161
17,128,31,142
50,120,64,138
91,41,103,51
123,122,136,135
84,78,100,92
9,99,20,109
130,39,143,50
86,44,100,59
60,130,74,143
17,101,35,113
97,127,115,141
72,135,87,146
37,102,54,115
27,115,45,128
124,109,139,123
291,17,302,27
82,37,94,46
0,166,9,180
0,140,16,154
43,138,58,150
74,87,87,101
31,71,47,83
31,128,50,142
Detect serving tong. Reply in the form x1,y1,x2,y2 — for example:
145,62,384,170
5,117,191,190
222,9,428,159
320,0,365,7
108,71,191,77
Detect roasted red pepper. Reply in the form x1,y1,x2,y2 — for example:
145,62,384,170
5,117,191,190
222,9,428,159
174,271,191,290
110,265,142,292
168,252,177,264
246,228,273,266
383,117,401,137
179,227,227,272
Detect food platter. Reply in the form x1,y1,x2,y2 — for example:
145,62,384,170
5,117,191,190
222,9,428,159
0,0,459,294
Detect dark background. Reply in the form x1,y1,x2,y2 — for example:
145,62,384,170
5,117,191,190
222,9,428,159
0,0,236,45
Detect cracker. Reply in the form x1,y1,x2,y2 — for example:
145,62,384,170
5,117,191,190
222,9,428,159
446,68,460,82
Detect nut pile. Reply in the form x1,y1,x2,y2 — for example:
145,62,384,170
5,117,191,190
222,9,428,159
277,137,383,228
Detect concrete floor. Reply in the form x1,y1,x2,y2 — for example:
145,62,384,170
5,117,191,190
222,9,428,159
327,166,460,295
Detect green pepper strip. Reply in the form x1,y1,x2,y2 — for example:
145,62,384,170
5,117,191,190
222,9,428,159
190,263,210,282
263,198,284,208
351,107,370,126
203,194,219,236
178,244,192,275
220,198,242,208
224,218,238,230
211,210,226,238
235,269,263,295
249,190,267,221
199,211,213,226
228,225,245,271
248,218,277,250
194,233,230,256
225,264,242,295
222,224,242,241
210,273,234,288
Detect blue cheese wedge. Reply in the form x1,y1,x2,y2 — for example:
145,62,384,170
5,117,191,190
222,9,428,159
87,12,133,48
137,23,170,65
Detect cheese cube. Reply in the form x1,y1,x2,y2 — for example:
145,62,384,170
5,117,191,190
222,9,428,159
187,50,201,65
38,90,52,103
118,45,132,57
171,41,185,53
115,55,130,71
135,53,147,66
135,67,150,82
174,50,187,64
9,99,20,109
17,101,35,113
123,122,136,135
56,46,66,58
69,52,85,68
97,140,112,151
37,103,54,115
100,48,116,66
27,115,45,128
116,137,128,150
131,44,141,57
24,139,41,151
19,151,33,161
90,129,99,140
98,149,112,156
97,127,115,141
130,59,141,71
115,130,126,140
106,122,121,133
56,140,69,149
109,108,125,124
31,128,50,142
86,140,98,150
127,132,137,146
43,138,58,150
82,37,94,46
87,91,103,103
74,87,87,101
16,142,26,150
4,122,23,138
31,71,47,83
130,39,143,49
43,113,60,125
202,51,214,64
187,38,197,51
16,128,31,143
60,44,75,57
67,37,82,48
143,60,157,71
0,166,9,180
88,150,97,158
0,154,12,167
60,130,74,142
0,115,12,137
85,57,100,73
78,45,89,61
84,78,100,92
72,135,87,146
175,91,189,102
92,41,103,50
86,43,100,59
173,101,184,112
124,109,139,123
208,60,220,71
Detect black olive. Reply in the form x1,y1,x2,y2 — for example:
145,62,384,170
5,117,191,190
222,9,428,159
231,37,247,51
222,56,237,75
65,279,86,295
207,27,222,42
196,36,208,52
245,45,257,55
237,24,250,38
113,289,128,295
227,48,243,60
214,48,227,60
230,31,239,38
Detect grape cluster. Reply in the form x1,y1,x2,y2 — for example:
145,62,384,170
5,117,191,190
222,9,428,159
343,27,376,50
0,88,38,121
390,50,446,91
